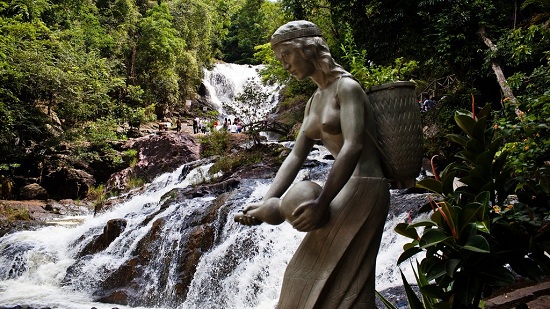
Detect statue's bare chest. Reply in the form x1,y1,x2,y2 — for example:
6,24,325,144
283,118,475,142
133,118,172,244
303,87,341,139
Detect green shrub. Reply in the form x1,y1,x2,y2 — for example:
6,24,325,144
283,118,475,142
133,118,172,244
495,64,550,203
393,104,550,308
87,184,108,210
123,149,139,167
199,130,231,158
126,176,145,190
340,23,417,89
209,151,263,176
0,204,32,221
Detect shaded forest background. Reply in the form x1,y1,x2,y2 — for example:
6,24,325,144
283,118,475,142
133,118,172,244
0,0,548,202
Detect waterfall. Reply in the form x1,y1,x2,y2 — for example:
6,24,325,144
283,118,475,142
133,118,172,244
202,63,280,125
0,64,422,309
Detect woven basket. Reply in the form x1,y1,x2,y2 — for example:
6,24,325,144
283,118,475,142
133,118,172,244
366,81,423,189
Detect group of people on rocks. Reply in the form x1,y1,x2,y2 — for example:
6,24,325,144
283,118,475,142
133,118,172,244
157,115,246,135
192,117,208,134
221,117,244,133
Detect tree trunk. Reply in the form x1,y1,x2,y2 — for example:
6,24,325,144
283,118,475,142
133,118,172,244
477,27,522,117
129,45,137,83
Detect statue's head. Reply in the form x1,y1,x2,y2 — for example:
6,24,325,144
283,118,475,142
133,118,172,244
271,20,345,80
271,20,322,46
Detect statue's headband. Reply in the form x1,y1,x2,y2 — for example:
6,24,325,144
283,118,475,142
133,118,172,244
270,20,323,46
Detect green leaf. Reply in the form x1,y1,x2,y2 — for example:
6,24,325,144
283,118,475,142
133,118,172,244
472,116,487,141
445,259,460,277
474,191,491,205
401,270,425,309
475,220,490,234
420,284,446,300
447,134,468,147
395,222,420,239
464,138,483,152
459,203,486,233
455,149,478,164
413,260,429,287
403,240,419,251
417,178,443,194
441,170,457,196
375,290,399,309
459,222,476,243
476,150,494,169
440,203,460,235
439,162,460,180
478,104,492,119
398,247,423,265
420,229,451,248
463,235,490,253
408,219,439,229
492,151,508,176
455,113,477,137
433,299,452,308
424,258,447,281
454,275,480,307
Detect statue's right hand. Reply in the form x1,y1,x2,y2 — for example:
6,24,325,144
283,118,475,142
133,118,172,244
234,202,263,226
243,203,262,214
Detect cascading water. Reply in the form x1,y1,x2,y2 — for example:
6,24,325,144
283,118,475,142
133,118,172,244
202,63,280,124
0,64,423,309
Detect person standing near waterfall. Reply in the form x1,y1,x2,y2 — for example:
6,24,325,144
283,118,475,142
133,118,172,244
234,20,390,308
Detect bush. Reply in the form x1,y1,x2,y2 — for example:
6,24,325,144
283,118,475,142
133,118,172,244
0,203,32,221
209,151,263,176
393,104,550,308
123,149,139,167
199,130,231,158
340,23,417,89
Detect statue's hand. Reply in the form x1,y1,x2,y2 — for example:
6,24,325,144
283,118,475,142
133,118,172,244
290,199,329,232
234,203,263,226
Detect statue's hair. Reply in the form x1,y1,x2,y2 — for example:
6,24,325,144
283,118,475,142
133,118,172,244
275,36,347,81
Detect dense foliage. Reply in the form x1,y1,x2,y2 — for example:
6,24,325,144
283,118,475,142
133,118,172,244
0,0,255,180
394,105,549,308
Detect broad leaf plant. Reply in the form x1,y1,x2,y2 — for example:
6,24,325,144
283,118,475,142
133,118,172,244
394,104,550,308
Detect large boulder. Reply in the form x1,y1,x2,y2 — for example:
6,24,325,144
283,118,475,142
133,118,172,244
78,218,128,257
106,132,200,192
18,183,49,200
41,167,96,200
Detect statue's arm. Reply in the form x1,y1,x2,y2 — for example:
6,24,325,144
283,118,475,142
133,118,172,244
263,130,315,200
318,80,365,206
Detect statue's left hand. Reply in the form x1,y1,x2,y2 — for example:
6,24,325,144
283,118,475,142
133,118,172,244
290,199,329,232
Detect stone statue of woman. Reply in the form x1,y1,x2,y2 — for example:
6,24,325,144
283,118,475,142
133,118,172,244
234,20,390,308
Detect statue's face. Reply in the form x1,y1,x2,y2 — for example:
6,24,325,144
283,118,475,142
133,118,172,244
273,43,314,81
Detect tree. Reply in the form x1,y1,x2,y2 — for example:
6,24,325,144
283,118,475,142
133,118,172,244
168,0,218,99
222,0,271,64
229,79,270,144
136,3,184,117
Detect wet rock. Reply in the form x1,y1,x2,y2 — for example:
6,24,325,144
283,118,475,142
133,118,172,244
92,190,232,307
41,167,95,200
106,132,200,192
78,219,128,257
18,183,49,200
95,289,131,306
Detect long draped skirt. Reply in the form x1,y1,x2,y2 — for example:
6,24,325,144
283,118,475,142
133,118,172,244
277,177,390,309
